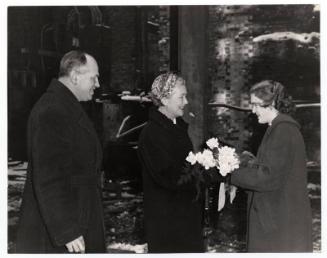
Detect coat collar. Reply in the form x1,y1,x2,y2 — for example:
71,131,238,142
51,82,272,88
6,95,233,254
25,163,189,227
149,107,189,134
46,79,95,135
46,79,85,121
46,79,102,168
266,113,300,137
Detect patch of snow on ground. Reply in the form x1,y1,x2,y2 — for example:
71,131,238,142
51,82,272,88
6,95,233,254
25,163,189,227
308,194,321,199
307,183,321,191
8,170,27,176
8,161,28,169
8,199,22,212
312,218,320,224
121,192,136,198
107,242,148,253
8,181,26,186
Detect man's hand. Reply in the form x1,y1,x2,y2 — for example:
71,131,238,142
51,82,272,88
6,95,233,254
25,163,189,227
65,235,85,253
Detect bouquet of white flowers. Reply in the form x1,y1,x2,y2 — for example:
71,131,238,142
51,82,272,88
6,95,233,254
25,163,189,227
179,137,240,211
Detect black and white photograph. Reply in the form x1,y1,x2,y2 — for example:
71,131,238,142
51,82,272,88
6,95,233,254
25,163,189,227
1,0,325,255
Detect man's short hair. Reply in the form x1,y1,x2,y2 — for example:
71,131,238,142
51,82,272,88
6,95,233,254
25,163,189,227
58,50,88,77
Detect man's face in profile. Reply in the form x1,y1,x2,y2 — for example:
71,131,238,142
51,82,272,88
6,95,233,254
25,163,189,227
74,55,100,101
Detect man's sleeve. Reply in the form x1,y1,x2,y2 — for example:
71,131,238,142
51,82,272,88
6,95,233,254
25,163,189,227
32,106,82,246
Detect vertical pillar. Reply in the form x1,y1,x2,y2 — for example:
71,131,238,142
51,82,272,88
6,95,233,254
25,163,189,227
208,6,254,151
179,6,209,151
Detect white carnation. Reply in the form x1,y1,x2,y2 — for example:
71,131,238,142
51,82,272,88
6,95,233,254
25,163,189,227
206,137,219,150
217,146,240,176
186,151,197,165
197,149,216,170
195,152,205,165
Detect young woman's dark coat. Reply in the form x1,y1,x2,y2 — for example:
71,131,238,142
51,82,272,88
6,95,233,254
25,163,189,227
231,114,312,252
138,108,204,253
16,79,105,253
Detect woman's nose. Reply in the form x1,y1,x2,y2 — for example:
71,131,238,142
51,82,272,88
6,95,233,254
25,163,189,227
184,97,188,105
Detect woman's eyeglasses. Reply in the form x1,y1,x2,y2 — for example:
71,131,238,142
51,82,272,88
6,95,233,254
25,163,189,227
250,102,271,108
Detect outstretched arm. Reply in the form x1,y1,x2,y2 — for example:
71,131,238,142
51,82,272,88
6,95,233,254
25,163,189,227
231,123,295,192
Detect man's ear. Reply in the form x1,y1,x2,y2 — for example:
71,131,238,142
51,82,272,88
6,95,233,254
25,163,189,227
70,69,79,85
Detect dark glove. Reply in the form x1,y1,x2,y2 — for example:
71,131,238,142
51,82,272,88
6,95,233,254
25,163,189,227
202,167,225,186
224,173,231,184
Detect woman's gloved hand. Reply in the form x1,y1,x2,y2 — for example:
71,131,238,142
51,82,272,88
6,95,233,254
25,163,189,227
202,167,227,186
239,150,256,167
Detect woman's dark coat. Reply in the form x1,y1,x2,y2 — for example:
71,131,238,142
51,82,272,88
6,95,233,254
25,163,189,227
231,114,312,252
138,108,204,253
16,79,105,253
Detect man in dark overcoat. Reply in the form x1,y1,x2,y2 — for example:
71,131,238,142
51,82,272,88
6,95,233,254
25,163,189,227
16,50,105,253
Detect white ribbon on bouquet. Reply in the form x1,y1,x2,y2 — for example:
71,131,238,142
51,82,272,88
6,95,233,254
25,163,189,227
218,183,237,211
218,182,226,211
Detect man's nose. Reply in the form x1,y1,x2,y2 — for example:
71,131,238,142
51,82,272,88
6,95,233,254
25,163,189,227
95,78,100,88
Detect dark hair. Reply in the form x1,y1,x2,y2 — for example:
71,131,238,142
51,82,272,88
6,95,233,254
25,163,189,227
250,80,296,114
58,50,88,77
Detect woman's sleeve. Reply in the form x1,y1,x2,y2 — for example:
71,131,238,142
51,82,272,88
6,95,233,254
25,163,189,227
138,133,194,191
231,123,296,192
